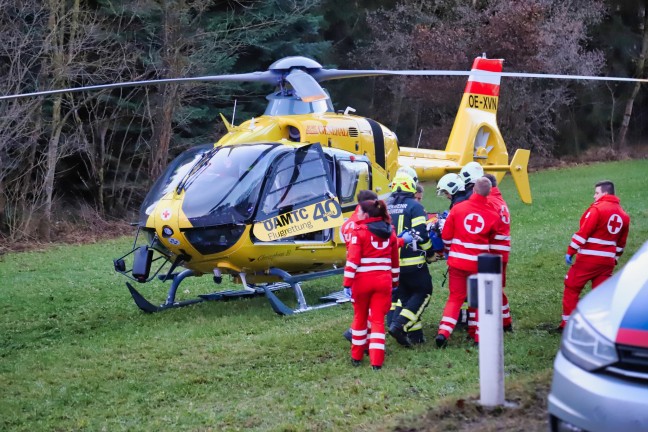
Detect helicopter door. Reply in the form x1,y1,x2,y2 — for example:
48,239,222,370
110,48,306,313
253,143,342,242
335,156,372,212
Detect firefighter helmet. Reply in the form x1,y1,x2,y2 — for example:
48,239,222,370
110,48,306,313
391,174,417,193
459,162,484,185
396,166,418,184
436,173,465,196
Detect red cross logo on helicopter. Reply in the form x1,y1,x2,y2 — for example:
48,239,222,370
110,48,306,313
161,209,172,221
464,213,485,234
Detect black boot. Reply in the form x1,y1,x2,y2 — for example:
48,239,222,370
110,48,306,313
408,329,426,345
388,323,412,348
435,334,448,349
343,328,352,342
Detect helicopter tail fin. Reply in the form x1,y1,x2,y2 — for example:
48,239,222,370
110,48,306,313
507,149,532,204
443,56,507,166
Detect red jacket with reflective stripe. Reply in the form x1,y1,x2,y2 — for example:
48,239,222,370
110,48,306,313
567,194,630,266
341,207,406,252
487,187,511,263
442,194,505,273
340,205,360,245
343,217,400,289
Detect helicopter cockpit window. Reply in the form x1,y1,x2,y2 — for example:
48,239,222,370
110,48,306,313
264,92,334,116
255,145,334,243
180,144,283,227
337,159,371,206
259,148,332,219
139,144,212,226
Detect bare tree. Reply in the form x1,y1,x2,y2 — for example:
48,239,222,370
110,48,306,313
358,0,605,157
616,3,648,152
0,1,136,240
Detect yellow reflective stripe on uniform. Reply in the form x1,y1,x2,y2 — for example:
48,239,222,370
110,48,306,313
397,215,404,236
399,308,417,321
408,321,422,331
400,256,426,266
419,240,432,251
403,294,431,331
411,216,427,227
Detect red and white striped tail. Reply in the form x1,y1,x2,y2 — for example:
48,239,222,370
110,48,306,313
464,58,504,97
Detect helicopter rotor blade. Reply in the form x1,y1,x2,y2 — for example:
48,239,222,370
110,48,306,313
313,68,648,84
3,57,647,102
285,70,328,102
0,71,280,101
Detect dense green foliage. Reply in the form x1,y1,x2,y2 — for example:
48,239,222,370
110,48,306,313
1,160,647,431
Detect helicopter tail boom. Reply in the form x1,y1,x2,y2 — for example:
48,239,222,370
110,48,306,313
398,56,532,204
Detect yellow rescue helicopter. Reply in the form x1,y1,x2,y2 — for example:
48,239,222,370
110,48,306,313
0,56,550,314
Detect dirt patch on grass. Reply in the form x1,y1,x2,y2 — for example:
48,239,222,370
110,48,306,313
393,371,551,432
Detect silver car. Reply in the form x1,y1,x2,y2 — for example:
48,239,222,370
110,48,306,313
548,241,648,432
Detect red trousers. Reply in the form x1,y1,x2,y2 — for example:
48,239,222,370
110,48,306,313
561,260,613,328
350,272,392,367
438,267,473,341
441,266,509,343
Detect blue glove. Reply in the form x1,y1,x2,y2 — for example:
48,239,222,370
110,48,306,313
565,254,574,265
399,231,414,244
343,287,352,298
430,231,444,251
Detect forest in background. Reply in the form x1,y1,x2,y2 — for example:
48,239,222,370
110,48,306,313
0,0,646,242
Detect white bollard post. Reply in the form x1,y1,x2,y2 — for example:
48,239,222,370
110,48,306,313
477,253,504,407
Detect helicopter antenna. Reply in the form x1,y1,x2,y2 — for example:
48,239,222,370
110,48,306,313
416,129,423,148
231,99,238,126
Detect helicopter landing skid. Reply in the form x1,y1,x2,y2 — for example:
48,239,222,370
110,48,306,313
125,269,291,313
125,266,346,315
264,267,346,315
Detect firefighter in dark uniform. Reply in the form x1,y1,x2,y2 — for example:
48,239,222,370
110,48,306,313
386,173,434,346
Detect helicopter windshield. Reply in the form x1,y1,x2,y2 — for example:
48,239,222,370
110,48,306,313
257,144,333,220
264,92,334,116
181,144,284,227
139,144,212,226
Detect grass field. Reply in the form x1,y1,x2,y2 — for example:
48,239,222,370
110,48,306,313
1,160,647,431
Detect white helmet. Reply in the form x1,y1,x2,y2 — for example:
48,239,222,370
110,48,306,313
437,173,465,196
459,162,484,185
396,166,418,184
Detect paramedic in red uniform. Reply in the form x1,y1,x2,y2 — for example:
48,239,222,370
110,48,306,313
436,177,505,348
340,190,378,342
343,199,400,370
559,180,630,331
484,174,513,332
